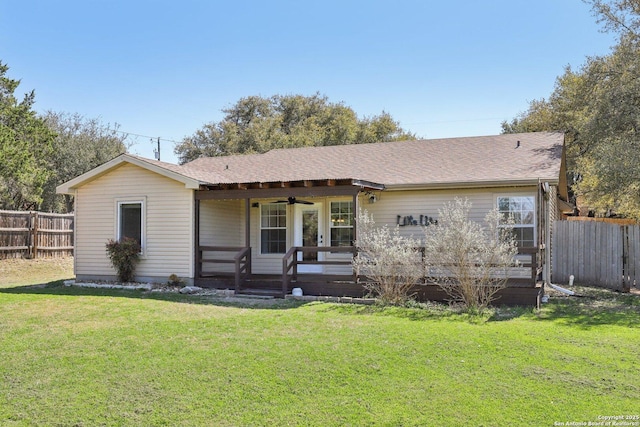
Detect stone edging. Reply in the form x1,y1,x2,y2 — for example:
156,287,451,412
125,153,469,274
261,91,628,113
285,295,376,304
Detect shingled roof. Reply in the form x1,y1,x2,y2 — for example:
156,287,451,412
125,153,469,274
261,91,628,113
181,131,565,189
57,132,565,195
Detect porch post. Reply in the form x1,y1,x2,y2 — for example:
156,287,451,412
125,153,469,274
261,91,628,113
352,192,358,244
245,198,251,274
194,198,201,280
352,191,359,282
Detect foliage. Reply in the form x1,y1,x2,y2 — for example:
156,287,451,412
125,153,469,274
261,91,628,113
167,273,185,286
503,0,640,219
423,198,519,313
40,111,129,213
105,238,141,282
587,0,640,39
0,61,56,210
353,209,423,305
174,93,415,163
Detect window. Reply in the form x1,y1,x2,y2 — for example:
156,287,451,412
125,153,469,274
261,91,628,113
260,203,287,254
497,196,535,247
330,201,353,247
117,201,143,248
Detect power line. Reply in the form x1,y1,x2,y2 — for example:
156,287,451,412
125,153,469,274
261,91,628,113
111,129,183,144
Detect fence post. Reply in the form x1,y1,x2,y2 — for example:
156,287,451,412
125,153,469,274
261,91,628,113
32,211,39,259
622,225,631,292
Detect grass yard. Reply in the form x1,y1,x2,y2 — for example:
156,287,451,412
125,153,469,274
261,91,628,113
1,259,639,426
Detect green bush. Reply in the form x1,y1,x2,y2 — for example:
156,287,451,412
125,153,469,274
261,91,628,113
105,238,141,283
168,274,185,286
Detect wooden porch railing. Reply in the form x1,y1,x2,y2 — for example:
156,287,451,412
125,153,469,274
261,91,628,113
282,246,356,296
417,246,539,287
282,246,540,296
197,246,251,292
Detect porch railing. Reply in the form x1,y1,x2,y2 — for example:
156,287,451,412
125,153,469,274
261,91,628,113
197,246,251,292
282,246,356,296
282,246,539,295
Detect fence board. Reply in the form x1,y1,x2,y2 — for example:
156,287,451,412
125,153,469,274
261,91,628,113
553,220,638,291
0,210,74,259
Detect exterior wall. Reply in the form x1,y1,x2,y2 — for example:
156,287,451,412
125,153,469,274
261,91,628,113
199,199,245,274
364,187,538,280
246,187,538,275
364,186,538,237
74,163,194,283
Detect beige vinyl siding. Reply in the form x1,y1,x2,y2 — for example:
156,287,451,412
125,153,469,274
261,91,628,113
362,188,510,241
360,187,537,279
75,163,193,281
548,185,559,281
199,199,245,274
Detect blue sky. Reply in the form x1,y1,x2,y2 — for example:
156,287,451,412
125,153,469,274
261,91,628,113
2,1,616,164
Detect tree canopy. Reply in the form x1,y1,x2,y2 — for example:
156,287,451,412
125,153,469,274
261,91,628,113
502,0,640,219
41,111,129,213
0,61,56,210
174,93,415,164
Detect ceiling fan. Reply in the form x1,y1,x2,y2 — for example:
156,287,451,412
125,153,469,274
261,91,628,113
275,196,314,205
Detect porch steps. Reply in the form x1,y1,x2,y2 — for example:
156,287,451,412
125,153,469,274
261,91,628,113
236,288,281,298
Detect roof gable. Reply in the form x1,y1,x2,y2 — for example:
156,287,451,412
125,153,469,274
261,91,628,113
56,154,207,194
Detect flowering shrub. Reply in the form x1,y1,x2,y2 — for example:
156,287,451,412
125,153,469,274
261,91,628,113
423,198,518,313
353,210,423,305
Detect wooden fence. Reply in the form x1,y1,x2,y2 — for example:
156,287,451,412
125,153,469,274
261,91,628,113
0,210,74,259
553,220,639,291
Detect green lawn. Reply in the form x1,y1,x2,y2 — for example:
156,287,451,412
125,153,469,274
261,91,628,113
0,259,639,426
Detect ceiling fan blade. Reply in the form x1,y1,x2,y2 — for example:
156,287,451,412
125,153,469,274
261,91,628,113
273,197,314,205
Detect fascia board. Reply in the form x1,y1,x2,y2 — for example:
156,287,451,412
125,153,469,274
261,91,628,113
384,178,560,191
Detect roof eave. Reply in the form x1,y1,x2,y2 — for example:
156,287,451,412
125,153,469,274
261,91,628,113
384,178,560,191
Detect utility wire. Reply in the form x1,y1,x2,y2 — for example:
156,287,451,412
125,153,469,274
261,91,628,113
111,129,183,144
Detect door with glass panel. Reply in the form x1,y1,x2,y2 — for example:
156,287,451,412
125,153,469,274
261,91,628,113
294,203,324,273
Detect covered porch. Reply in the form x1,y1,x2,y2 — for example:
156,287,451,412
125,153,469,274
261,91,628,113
193,178,380,295
192,178,544,306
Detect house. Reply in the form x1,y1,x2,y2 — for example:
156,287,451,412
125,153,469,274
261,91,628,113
57,131,571,306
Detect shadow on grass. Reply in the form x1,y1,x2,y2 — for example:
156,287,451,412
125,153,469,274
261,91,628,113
319,288,640,327
319,301,537,323
4,281,638,326
534,288,640,329
0,280,309,311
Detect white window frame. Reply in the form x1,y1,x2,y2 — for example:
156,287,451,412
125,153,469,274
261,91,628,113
329,200,354,247
259,202,287,255
496,194,536,247
115,198,146,255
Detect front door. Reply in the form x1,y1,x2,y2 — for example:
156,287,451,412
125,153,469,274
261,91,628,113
294,203,324,273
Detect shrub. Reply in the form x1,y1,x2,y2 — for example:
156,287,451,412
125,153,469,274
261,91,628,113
105,238,141,283
353,209,423,305
423,198,518,313
168,274,185,286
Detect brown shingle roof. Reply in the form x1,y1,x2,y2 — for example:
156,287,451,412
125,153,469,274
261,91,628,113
181,132,564,188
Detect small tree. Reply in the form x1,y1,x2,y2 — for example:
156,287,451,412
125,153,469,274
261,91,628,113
423,198,518,313
353,210,423,305
105,238,141,283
